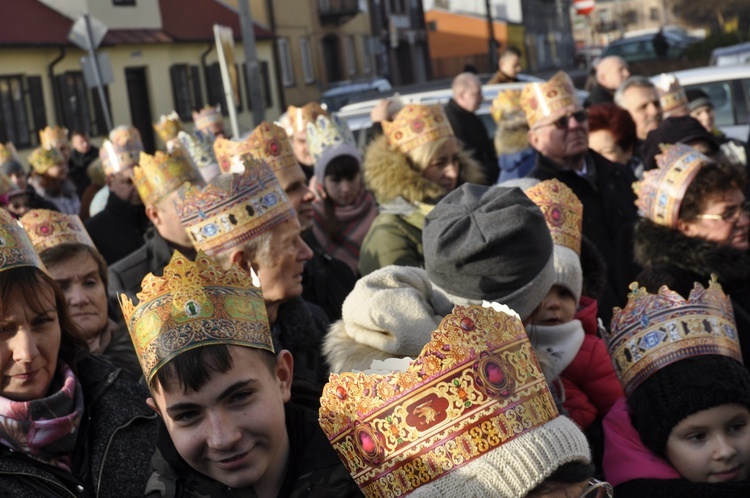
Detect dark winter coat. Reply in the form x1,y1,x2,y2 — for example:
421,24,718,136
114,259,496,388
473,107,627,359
108,229,177,303
0,355,158,497
444,98,498,184
301,231,357,322
584,83,615,108
274,297,331,385
615,478,750,497
145,402,363,498
85,193,150,265
69,146,98,199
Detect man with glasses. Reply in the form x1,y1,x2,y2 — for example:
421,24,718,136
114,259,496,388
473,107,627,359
521,71,639,322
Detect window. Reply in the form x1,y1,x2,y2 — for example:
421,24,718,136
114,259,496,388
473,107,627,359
361,36,371,74
277,38,295,87
113,0,135,5
242,61,273,109
344,36,356,76
650,8,660,21
54,71,110,137
170,64,203,121
0,76,32,146
204,63,242,114
299,38,315,84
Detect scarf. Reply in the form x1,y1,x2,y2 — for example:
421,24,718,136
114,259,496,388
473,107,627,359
311,187,378,275
0,362,84,471
525,320,586,378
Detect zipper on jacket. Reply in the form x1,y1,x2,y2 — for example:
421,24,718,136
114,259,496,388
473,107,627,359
0,469,79,497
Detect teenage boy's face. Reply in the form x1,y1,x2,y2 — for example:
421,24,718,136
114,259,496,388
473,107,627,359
666,403,750,483
148,347,293,490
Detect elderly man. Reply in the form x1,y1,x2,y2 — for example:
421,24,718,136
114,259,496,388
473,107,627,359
487,46,522,84
615,76,663,143
585,56,630,107
523,71,638,321
444,72,498,184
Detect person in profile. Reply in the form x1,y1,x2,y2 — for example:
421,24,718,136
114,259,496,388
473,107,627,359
653,27,669,58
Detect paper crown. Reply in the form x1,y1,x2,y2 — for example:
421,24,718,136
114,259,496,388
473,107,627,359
284,102,328,135
633,143,709,227
305,114,358,166
177,131,221,183
39,125,69,149
525,179,583,255
0,209,46,273
490,88,525,124
520,71,581,129
244,122,299,173
153,111,183,143
27,147,64,174
0,142,19,165
20,209,95,253
133,151,202,206
119,250,272,383
100,126,144,176
382,104,454,155
605,276,740,396
174,154,296,256
192,105,223,132
212,137,240,174
320,303,573,497
0,174,15,196
654,73,689,118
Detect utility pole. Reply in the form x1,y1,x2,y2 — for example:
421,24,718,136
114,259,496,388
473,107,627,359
237,0,265,126
83,14,112,132
485,0,497,69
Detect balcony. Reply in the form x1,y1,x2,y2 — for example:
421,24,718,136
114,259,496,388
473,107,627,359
319,0,360,26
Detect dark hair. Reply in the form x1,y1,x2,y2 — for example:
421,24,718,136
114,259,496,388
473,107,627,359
679,159,747,222
0,267,88,373
587,102,638,153
152,344,276,394
322,154,361,243
500,46,522,59
40,243,109,289
70,130,87,139
525,461,595,497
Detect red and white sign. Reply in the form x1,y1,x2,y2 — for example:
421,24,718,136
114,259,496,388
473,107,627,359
574,0,596,16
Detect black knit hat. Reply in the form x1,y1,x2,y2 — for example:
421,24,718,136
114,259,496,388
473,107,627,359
0,159,24,177
641,115,720,171
686,88,713,113
627,355,750,457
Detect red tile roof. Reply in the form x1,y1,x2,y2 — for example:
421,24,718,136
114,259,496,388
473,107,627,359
0,0,72,46
159,0,273,42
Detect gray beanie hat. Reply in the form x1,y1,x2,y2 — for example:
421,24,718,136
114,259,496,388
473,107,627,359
424,184,555,321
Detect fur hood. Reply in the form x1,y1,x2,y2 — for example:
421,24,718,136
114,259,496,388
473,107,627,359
363,134,485,205
493,123,530,156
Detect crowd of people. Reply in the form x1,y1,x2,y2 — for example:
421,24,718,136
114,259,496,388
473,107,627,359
0,50,747,497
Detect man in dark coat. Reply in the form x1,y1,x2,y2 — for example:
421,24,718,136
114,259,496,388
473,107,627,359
584,56,630,108
445,72,499,184
69,130,98,198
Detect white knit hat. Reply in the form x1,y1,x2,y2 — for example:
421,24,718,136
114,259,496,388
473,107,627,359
553,244,583,303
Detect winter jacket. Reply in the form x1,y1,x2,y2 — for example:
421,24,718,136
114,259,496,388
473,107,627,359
69,146,98,199
583,84,615,108
633,218,750,364
0,355,158,497
492,102,536,184
29,176,81,215
301,231,357,322
444,98,498,184
96,319,142,381
85,193,150,265
145,402,363,498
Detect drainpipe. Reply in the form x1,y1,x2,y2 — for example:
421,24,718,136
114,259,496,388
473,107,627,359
47,46,66,126
200,42,214,103
266,0,286,111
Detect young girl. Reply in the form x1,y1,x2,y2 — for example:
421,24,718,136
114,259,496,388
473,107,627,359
27,146,81,214
306,114,377,275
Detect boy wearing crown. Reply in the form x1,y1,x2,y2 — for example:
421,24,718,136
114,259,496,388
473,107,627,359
120,252,362,497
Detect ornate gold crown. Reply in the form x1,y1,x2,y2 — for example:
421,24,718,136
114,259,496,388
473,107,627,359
319,303,560,496
520,71,581,129
174,154,296,257
212,137,240,174
285,102,327,135
525,179,583,255
20,209,95,253
177,131,221,182
153,111,183,143
0,142,19,164
306,114,357,166
654,73,689,117
244,122,298,173
0,209,46,273
490,89,525,124
119,251,272,383
133,151,202,206
39,126,69,149
604,276,740,396
382,104,454,155
100,126,144,176
633,143,709,228
192,105,224,132
27,147,64,174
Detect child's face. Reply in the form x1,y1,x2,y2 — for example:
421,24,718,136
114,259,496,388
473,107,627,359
148,347,293,491
6,194,30,218
324,173,362,206
532,285,577,326
10,173,26,190
666,403,750,483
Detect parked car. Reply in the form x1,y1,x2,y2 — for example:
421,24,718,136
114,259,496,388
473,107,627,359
321,78,392,111
601,31,696,64
711,41,750,66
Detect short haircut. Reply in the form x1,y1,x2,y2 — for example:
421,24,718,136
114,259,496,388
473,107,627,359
40,243,109,289
214,223,273,271
587,102,637,152
679,159,747,222
500,46,522,60
614,76,655,107
451,72,480,94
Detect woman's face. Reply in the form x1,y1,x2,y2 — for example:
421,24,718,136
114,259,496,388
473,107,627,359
0,284,61,401
46,251,108,344
324,172,362,206
588,129,632,165
678,188,749,251
421,137,460,192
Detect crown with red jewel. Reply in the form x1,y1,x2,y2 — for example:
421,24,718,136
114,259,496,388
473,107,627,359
20,209,95,253
525,179,582,255
382,104,454,155
243,122,298,173
520,71,581,129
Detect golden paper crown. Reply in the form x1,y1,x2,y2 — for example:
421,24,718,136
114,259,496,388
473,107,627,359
244,122,298,173
39,125,69,149
20,209,95,253
192,105,224,132
525,179,583,255
0,142,19,165
306,114,358,166
490,89,525,124
0,174,15,196
285,102,328,135
382,104,454,155
520,71,581,129
654,73,689,117
133,151,202,205
27,147,64,174
100,126,144,176
174,154,296,256
0,209,46,273
319,303,560,496
605,276,740,396
153,111,183,143
212,137,242,174
119,250,272,383
633,143,709,227
176,131,221,183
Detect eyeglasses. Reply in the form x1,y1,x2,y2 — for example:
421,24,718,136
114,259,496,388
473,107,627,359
534,110,588,130
579,478,614,498
694,201,750,223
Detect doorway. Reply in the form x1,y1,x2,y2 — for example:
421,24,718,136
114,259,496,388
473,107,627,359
125,67,155,153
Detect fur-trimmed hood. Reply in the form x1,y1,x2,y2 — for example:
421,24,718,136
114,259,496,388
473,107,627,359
363,134,485,205
493,123,529,156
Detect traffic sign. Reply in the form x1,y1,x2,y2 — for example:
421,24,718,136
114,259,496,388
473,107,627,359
574,0,596,16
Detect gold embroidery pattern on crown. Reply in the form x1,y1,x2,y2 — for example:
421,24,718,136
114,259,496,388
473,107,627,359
306,114,357,166
490,89,524,124
39,126,69,149
119,251,272,382
382,104,454,155
654,73,688,115
287,102,328,133
520,71,580,129
133,151,201,205
604,276,740,396
319,304,558,496
20,210,95,253
244,122,298,172
0,210,45,273
525,179,583,255
153,112,183,143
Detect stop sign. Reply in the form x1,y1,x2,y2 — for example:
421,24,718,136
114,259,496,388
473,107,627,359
574,0,596,16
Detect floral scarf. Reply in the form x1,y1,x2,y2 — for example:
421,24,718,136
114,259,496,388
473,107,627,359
0,362,84,471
